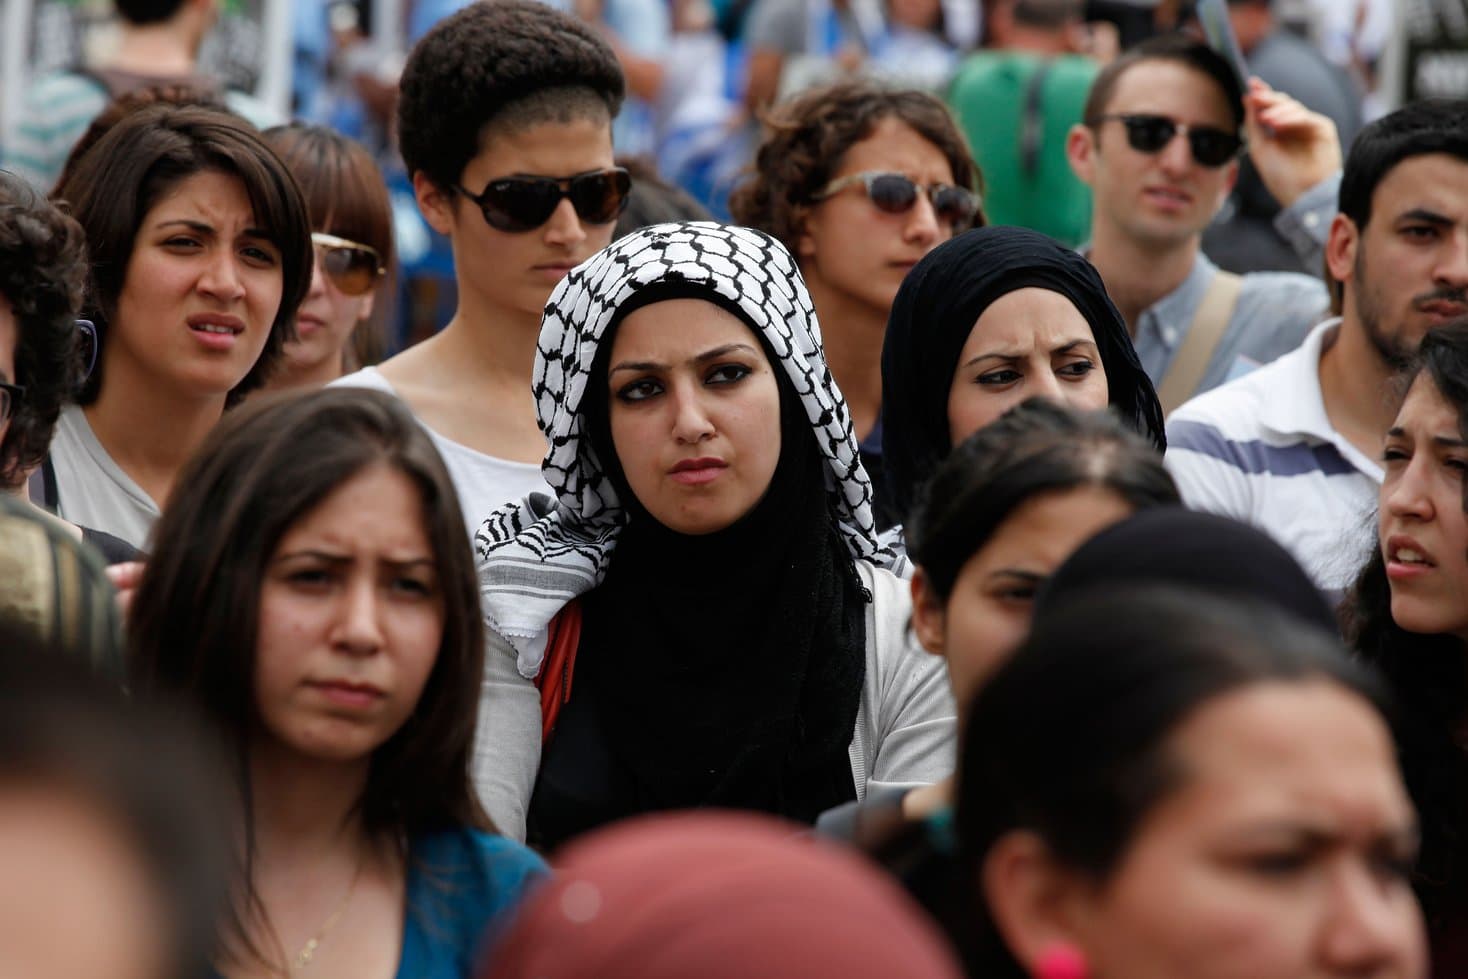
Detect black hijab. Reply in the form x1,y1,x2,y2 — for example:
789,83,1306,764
1036,506,1337,635
526,283,868,848
880,226,1165,525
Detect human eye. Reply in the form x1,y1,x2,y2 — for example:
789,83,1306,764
1382,444,1410,465
977,368,1022,386
706,363,752,386
242,246,279,267
390,574,437,598
1443,455,1468,475
285,566,335,589
1401,224,1440,242
1244,849,1311,877
1057,359,1096,379
164,234,203,250
615,377,663,403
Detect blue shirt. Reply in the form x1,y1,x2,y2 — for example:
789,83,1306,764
210,829,546,979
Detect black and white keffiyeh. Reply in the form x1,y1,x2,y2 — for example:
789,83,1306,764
476,221,895,679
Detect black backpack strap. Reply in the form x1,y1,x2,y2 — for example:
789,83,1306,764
36,454,60,513
1020,59,1056,177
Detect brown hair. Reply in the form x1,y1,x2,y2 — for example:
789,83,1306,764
263,124,396,369
729,81,984,258
53,103,312,407
126,387,491,962
1081,33,1245,132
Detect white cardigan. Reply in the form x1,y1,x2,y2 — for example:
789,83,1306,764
471,560,958,841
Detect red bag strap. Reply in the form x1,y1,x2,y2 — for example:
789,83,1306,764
535,599,582,743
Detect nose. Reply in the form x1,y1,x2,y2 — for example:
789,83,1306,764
1384,457,1435,523
197,246,247,303
902,191,941,248
331,577,384,656
1316,864,1421,973
669,380,715,445
1432,230,1468,288
306,248,328,299
542,197,588,249
1155,126,1196,178
1029,366,1066,403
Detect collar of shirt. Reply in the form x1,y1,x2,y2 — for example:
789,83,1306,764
1136,252,1218,356
1255,316,1384,482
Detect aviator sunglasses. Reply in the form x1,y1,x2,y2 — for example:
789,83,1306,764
1094,113,1244,168
312,232,386,296
453,167,632,233
813,171,980,226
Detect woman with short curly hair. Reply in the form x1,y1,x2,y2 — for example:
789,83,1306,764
729,81,982,528
0,169,87,494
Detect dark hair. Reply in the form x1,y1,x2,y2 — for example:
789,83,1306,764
728,80,984,257
958,586,1390,976
52,84,229,197
1339,100,1468,233
0,620,229,979
113,0,188,25
53,103,312,407
0,170,87,489
126,388,491,956
613,157,715,240
906,399,1178,600
1343,319,1468,932
263,123,396,369
1012,0,1085,29
1082,34,1245,132
397,0,625,194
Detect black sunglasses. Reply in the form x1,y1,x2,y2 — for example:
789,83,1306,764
312,232,385,297
0,380,22,422
813,171,979,226
1094,113,1244,168
454,167,632,233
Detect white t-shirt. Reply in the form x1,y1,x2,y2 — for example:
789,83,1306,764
331,367,552,539
41,405,160,550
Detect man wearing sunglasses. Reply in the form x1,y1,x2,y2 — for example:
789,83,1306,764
1165,99,1468,592
335,0,629,534
1066,34,1333,410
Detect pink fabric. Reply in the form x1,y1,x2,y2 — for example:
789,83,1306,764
480,811,963,979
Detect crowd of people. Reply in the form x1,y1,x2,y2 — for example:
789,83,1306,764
1,0,1463,977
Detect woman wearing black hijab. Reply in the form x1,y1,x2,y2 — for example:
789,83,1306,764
881,226,1165,528
475,222,955,847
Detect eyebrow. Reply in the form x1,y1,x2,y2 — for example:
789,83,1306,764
987,569,1044,586
609,342,760,376
961,338,1096,370
155,219,275,241
1385,426,1467,448
1397,208,1454,228
274,549,436,570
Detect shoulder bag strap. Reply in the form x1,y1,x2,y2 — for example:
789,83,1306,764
1157,269,1244,416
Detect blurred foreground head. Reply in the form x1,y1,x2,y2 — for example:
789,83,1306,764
482,811,964,978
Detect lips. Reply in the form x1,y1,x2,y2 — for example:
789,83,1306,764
1385,534,1436,580
669,457,728,486
1143,186,1193,208
1419,300,1468,320
308,679,385,710
187,312,246,350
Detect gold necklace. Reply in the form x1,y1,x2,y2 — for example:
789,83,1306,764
284,853,366,975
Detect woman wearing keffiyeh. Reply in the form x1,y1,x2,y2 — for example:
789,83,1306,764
473,222,955,847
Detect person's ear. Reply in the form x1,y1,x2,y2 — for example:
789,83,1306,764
910,567,947,656
793,203,817,261
413,172,457,237
1066,124,1096,186
982,830,1094,976
1325,212,1360,285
